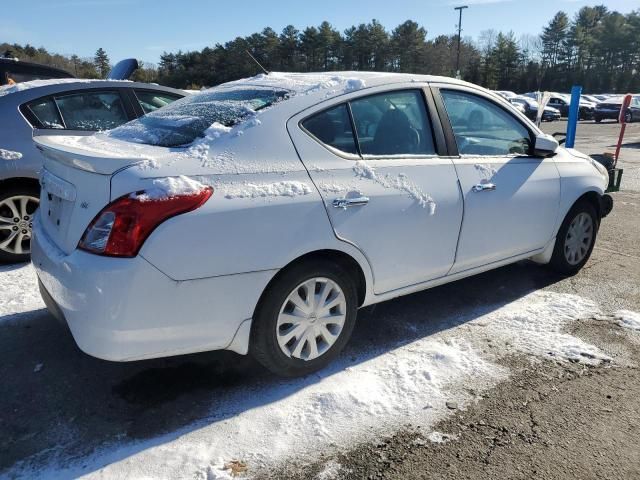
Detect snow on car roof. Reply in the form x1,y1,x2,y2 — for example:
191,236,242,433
0,78,132,97
218,71,464,96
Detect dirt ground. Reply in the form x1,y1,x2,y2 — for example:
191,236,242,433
270,120,640,480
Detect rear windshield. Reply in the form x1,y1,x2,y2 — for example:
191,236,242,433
107,86,290,147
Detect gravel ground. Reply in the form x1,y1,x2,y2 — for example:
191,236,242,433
271,120,640,480
0,119,639,479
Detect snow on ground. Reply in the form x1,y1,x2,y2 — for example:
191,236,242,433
0,264,43,320
5,278,633,479
614,310,640,331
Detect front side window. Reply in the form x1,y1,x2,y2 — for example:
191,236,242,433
55,91,128,131
26,98,63,129
302,104,358,155
441,90,532,156
350,90,435,156
134,90,182,114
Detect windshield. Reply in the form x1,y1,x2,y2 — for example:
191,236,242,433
107,86,290,147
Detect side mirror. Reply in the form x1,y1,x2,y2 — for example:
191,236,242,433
533,133,559,157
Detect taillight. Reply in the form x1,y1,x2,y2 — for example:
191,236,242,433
79,186,213,257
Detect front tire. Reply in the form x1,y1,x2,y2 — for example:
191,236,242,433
250,259,358,377
549,200,599,275
0,184,40,264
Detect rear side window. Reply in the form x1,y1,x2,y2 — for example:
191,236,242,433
302,89,436,158
302,104,358,155
55,91,128,131
350,90,435,156
27,98,63,129
441,90,532,156
134,90,182,114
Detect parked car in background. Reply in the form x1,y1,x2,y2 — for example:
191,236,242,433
31,72,612,377
0,57,73,86
494,90,517,100
594,95,640,123
581,94,601,104
510,96,561,122
547,94,596,120
0,79,185,262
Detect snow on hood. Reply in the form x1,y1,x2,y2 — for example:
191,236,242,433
0,78,131,97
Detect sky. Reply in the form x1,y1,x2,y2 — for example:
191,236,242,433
1,0,638,64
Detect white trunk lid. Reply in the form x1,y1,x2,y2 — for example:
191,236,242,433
35,136,135,254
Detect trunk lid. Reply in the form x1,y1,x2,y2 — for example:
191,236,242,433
34,136,140,254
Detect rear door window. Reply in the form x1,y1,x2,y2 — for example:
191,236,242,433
54,91,128,131
350,90,435,156
134,90,182,114
301,104,358,155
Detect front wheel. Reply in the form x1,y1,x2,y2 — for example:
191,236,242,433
250,260,358,377
0,185,40,264
549,200,599,275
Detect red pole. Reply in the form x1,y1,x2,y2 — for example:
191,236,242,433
614,94,632,168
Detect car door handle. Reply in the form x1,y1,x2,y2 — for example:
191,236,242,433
332,196,370,209
473,183,496,192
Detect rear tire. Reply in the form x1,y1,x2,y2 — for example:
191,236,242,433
625,111,633,123
250,259,358,377
549,200,599,276
0,184,40,264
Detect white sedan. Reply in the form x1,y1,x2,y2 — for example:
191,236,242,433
31,72,613,377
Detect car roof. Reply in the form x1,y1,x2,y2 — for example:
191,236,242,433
0,79,186,104
219,71,472,94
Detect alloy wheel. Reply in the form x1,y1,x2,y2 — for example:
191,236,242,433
0,195,39,255
276,277,347,361
563,212,594,266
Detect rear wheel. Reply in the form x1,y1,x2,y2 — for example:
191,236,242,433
549,200,598,275
0,185,40,263
250,260,358,377
624,111,633,123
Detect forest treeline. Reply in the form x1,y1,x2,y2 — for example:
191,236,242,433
2,5,639,93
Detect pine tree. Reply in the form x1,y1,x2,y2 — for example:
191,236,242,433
93,47,110,78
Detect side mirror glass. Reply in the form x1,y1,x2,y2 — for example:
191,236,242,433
534,133,559,157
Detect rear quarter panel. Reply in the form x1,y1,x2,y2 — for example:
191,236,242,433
111,113,374,287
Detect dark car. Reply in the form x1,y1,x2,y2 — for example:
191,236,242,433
547,94,595,120
594,95,640,123
0,57,73,86
510,97,561,122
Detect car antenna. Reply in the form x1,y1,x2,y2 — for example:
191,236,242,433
245,50,269,75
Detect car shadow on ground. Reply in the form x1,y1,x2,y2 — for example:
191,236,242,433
0,260,565,476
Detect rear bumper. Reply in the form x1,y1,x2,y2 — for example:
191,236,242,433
31,218,275,361
594,110,619,120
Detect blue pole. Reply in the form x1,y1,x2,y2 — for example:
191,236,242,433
565,85,582,148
